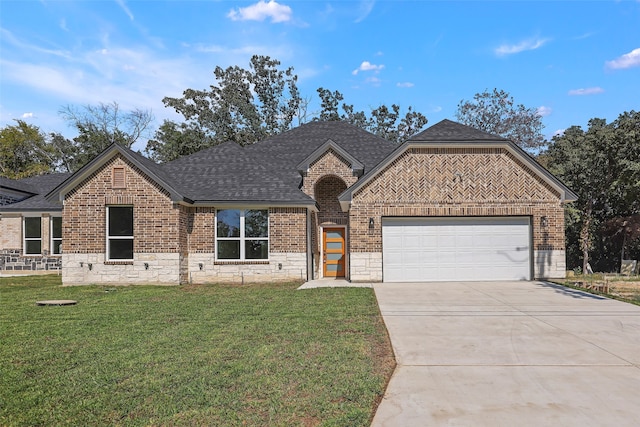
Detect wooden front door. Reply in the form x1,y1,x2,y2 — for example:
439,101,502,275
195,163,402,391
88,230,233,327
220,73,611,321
323,228,345,278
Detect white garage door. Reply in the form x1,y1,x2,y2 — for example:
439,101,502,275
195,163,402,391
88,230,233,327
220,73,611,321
382,217,531,282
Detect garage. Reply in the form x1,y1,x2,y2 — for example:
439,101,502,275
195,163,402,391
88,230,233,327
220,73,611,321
382,217,531,282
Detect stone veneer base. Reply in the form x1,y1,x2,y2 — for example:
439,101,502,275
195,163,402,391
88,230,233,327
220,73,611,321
188,252,307,283
62,253,181,285
534,250,567,279
349,252,383,282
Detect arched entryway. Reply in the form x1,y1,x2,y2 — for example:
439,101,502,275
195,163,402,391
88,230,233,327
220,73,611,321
314,176,348,278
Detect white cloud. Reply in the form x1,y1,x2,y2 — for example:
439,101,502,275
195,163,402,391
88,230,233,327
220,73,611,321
495,37,549,56
21,112,33,118
227,1,292,23
553,129,565,137
115,0,134,21
536,106,552,117
352,61,384,75
605,47,640,70
1,28,71,59
396,82,414,88
355,0,375,23
568,87,604,96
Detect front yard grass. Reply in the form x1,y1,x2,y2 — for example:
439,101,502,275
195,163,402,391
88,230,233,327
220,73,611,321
0,276,395,426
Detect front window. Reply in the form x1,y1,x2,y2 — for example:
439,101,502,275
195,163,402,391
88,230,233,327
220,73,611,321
24,217,42,255
216,209,268,260
107,206,134,260
51,217,62,255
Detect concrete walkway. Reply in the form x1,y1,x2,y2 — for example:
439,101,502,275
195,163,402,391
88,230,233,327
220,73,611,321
371,281,640,426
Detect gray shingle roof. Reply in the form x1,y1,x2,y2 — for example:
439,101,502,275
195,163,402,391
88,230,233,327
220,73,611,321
0,176,37,194
409,119,509,142
1,173,72,211
159,121,396,203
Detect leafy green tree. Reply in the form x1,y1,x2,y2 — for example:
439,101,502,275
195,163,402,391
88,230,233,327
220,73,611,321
456,88,544,151
547,111,640,272
315,88,428,143
157,55,301,157
145,121,213,163
60,101,153,169
149,57,427,162
0,120,55,179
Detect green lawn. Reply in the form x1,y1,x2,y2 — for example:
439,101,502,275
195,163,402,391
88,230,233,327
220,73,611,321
0,276,395,426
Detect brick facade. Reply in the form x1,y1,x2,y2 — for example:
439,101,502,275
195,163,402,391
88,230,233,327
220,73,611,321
348,147,567,280
62,155,186,284
300,150,356,278
301,149,358,197
61,155,309,284
63,155,181,255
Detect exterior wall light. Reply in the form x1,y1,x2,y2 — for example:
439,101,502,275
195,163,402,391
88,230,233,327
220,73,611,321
540,216,549,227
369,217,375,229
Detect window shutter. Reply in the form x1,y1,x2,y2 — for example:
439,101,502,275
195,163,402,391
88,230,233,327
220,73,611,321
112,167,126,189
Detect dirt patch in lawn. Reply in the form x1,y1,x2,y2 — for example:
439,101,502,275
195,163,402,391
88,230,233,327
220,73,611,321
609,280,640,300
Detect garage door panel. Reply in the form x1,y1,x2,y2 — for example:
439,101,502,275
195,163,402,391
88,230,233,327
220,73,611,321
382,217,531,282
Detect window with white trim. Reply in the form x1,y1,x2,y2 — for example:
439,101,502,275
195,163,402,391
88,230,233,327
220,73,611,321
51,216,62,255
107,206,134,260
216,209,268,260
23,217,42,255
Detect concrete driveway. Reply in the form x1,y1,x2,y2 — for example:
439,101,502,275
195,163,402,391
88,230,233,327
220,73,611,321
371,281,640,427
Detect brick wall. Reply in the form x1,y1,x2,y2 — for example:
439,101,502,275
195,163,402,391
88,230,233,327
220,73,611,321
187,207,307,254
301,149,358,197
300,150,355,269
270,207,307,253
61,155,187,284
63,155,181,255
0,214,21,251
350,147,566,254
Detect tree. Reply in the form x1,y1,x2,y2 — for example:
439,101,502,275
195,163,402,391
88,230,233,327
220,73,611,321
145,121,214,163
149,57,428,162
315,88,428,143
156,55,301,158
60,101,153,169
0,120,56,179
456,88,545,151
547,111,640,272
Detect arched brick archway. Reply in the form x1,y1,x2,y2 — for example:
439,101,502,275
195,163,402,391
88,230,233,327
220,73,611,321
312,175,349,278
314,175,348,226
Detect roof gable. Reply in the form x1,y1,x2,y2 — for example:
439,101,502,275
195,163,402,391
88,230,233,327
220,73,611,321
46,144,189,205
340,119,578,210
296,139,364,177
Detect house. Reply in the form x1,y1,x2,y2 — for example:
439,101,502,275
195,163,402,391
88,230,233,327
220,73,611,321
0,173,71,274
0,120,577,284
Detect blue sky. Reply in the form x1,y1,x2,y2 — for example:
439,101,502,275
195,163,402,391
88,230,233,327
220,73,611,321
1,0,639,152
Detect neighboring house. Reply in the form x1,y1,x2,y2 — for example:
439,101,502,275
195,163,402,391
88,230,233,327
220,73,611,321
2,119,577,284
0,173,71,274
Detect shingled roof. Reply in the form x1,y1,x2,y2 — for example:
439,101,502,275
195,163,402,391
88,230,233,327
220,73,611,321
409,119,509,142
0,173,72,211
158,121,396,204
